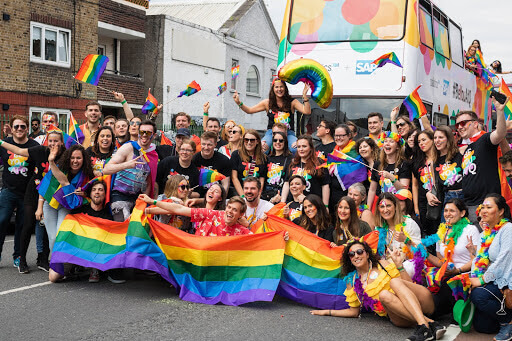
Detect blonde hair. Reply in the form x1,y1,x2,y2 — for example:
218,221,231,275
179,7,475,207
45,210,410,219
164,175,188,200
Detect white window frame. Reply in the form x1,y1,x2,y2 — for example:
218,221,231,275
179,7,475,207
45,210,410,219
98,44,106,56
30,107,71,131
246,65,260,96
30,22,71,68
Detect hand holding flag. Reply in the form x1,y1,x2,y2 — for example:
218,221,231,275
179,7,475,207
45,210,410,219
403,85,427,121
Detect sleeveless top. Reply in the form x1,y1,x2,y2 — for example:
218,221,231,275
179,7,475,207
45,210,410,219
267,109,295,131
112,147,150,195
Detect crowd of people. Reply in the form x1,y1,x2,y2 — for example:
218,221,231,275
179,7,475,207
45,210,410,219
0,77,512,341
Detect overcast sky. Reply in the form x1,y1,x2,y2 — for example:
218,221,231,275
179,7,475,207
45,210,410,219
266,0,512,82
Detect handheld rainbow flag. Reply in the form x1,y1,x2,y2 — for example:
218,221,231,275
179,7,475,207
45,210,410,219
371,52,403,69
74,54,109,86
217,82,227,96
320,142,367,191
499,78,512,120
68,114,85,145
198,167,226,186
160,132,173,146
403,85,427,121
141,89,159,116
178,81,201,98
231,65,240,79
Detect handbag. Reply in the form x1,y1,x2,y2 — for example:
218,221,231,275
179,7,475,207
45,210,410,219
426,163,442,221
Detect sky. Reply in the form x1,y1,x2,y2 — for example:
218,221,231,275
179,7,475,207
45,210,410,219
265,0,512,83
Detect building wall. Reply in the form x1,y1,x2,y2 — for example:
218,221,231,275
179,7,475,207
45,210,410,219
99,0,145,32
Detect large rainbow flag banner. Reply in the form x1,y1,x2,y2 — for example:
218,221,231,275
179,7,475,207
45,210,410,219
50,201,173,282
499,78,512,120
178,81,201,98
198,167,226,186
403,85,427,121
150,218,285,306
68,114,85,145
371,52,402,69
74,54,109,86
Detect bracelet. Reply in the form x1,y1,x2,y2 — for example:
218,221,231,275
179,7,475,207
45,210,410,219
38,198,44,201
390,121,396,124
397,266,405,272
203,112,208,116
404,237,410,245
479,276,485,285
153,200,157,205
391,177,397,184
121,100,127,105
303,99,309,102
238,102,244,108
458,268,462,274
324,204,329,207
0,140,3,145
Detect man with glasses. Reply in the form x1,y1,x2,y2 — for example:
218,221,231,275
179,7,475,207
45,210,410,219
367,112,384,141
0,115,39,267
192,131,231,195
457,97,508,224
80,101,103,148
29,118,44,139
315,120,336,161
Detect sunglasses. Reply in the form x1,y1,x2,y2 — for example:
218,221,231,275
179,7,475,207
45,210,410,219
230,130,241,134
179,184,190,190
130,121,141,126
396,122,407,128
273,138,284,143
455,119,475,129
244,138,257,143
13,125,27,130
348,249,365,258
139,130,153,136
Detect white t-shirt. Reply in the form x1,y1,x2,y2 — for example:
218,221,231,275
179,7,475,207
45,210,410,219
244,199,274,227
436,224,480,268
387,217,422,252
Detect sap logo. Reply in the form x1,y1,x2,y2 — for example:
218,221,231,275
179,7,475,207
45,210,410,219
356,60,377,74
443,80,450,96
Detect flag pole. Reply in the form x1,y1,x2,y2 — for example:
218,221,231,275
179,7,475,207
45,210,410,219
337,151,379,173
72,77,115,93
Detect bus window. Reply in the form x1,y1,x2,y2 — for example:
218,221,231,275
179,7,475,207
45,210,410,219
448,20,464,67
433,8,450,59
288,0,407,44
419,8,434,50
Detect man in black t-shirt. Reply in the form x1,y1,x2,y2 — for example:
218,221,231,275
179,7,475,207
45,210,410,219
29,118,44,139
315,120,336,161
71,181,113,220
192,131,231,196
458,97,508,224
0,116,39,266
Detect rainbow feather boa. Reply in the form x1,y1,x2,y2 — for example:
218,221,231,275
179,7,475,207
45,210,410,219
471,219,508,279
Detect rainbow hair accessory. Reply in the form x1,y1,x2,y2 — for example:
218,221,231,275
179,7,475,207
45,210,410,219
376,131,405,147
278,58,333,109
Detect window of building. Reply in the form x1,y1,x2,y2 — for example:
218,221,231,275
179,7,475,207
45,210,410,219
98,45,106,56
30,22,71,67
270,69,276,83
231,59,239,90
246,65,259,95
30,108,71,131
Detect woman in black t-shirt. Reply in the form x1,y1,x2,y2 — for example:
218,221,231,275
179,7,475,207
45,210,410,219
231,129,267,196
263,131,292,202
283,175,306,222
293,194,334,243
355,137,379,193
86,126,115,177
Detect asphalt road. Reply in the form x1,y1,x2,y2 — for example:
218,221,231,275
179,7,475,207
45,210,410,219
0,236,489,341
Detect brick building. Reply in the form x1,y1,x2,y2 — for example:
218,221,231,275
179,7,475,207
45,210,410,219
0,0,146,131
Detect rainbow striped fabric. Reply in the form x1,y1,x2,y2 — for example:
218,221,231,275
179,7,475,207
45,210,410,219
371,52,403,69
231,65,240,79
198,167,226,186
74,54,109,86
217,82,227,96
447,273,471,301
322,143,367,191
141,89,159,116
150,218,285,306
499,78,512,120
50,201,173,282
178,81,201,98
403,85,427,121
38,170,86,209
68,114,85,145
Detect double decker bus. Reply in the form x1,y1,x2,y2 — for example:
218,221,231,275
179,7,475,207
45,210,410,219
278,0,491,135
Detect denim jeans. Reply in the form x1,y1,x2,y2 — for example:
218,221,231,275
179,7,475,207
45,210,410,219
262,129,297,155
43,201,70,253
470,283,512,334
0,188,25,260
35,221,45,253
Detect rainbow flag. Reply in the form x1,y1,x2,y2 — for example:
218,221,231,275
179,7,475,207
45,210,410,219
150,217,285,306
403,85,427,121
198,167,226,186
474,50,495,85
37,170,62,209
324,143,367,191
499,78,512,120
447,273,471,301
141,89,159,116
231,65,240,79
68,114,85,145
217,82,227,96
45,124,79,148
178,81,201,98
74,54,109,86
82,174,112,204
371,52,402,69
50,200,173,282
160,132,173,146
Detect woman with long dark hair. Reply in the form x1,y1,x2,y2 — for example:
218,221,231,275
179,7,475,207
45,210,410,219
333,196,371,246
231,129,267,196
262,131,292,203
355,137,379,192
86,126,115,177
294,194,334,242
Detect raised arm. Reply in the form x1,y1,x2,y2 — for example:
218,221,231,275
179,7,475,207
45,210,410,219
390,107,399,133
113,92,134,120
48,145,70,187
291,83,312,115
0,140,30,157
490,96,509,145
102,144,143,175
202,102,210,130
139,194,192,217
233,91,268,114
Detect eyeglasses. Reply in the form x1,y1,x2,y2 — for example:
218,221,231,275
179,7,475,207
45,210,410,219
139,130,153,136
396,122,407,128
348,249,365,258
273,138,284,143
179,148,194,153
178,184,190,190
130,121,141,126
334,134,348,138
13,125,27,130
455,119,475,129
244,138,257,143
317,124,326,128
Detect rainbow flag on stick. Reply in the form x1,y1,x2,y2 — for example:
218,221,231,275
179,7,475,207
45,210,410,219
371,52,403,69
150,218,285,306
217,82,227,96
403,85,427,121
322,143,367,191
231,65,240,79
178,81,201,98
141,89,159,116
198,167,226,186
68,114,85,145
499,78,512,120
74,54,109,86
45,124,80,148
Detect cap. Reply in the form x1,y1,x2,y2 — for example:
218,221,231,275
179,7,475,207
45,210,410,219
176,128,191,137
394,189,412,201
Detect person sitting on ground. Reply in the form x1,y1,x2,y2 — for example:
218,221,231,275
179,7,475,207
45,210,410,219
310,240,447,341
333,196,372,246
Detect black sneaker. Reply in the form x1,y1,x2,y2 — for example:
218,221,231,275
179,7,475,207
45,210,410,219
37,257,49,272
18,260,29,274
429,321,447,340
406,324,435,341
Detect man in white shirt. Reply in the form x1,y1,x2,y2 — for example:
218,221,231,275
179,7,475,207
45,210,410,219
241,177,274,229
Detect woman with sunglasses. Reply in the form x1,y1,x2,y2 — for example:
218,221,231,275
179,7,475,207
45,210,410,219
233,79,311,153
86,126,115,177
334,196,371,246
311,240,445,341
231,129,267,196
220,120,236,142
294,194,334,243
367,132,411,209
0,129,63,273
283,175,306,222
128,117,142,141
218,125,244,159
347,182,374,229
468,194,512,339
465,45,479,74
355,137,379,192
281,135,330,207
262,131,292,203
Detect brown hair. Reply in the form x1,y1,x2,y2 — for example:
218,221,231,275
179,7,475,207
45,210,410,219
335,196,361,241
239,129,265,164
272,122,288,131
268,79,293,113
289,134,322,177
221,120,236,141
164,175,188,199
374,192,405,227
85,101,102,112
227,196,247,215
455,110,478,121
355,137,379,162
175,112,191,124
179,139,196,153
10,115,29,127
435,126,459,162
378,138,405,171
201,131,217,142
